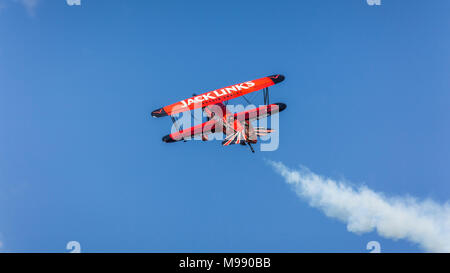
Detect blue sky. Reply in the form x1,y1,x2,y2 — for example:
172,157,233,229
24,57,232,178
0,0,449,252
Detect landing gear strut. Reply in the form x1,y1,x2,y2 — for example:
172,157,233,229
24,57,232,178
246,142,255,153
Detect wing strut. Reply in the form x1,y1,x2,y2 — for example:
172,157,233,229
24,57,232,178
246,142,255,153
170,116,186,142
242,95,252,105
263,87,269,105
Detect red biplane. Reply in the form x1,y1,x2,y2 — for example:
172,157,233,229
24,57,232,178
151,74,286,153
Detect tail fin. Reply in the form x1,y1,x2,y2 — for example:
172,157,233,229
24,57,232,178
254,127,275,137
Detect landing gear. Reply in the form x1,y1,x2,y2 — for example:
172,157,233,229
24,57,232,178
246,142,255,153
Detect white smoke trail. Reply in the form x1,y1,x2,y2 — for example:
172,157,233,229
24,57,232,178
268,161,450,252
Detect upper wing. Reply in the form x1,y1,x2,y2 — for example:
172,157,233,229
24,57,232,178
151,74,285,118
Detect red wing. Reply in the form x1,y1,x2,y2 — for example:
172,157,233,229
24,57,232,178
233,103,287,122
162,119,218,143
151,75,285,118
